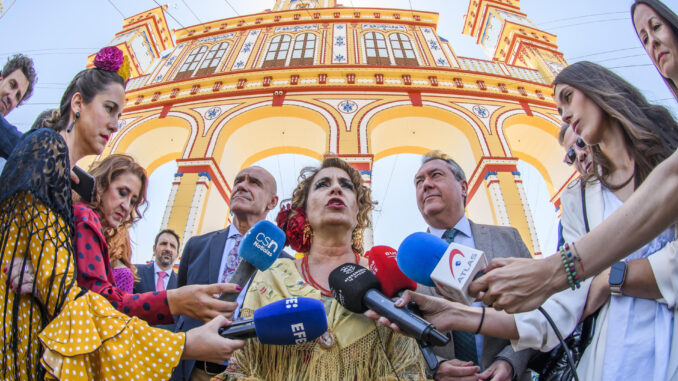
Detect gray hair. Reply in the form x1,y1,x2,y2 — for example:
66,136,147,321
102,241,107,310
421,150,466,182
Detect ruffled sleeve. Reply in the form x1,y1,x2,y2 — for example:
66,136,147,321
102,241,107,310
39,291,185,380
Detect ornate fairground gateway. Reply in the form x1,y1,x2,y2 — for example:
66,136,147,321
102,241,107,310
87,0,574,257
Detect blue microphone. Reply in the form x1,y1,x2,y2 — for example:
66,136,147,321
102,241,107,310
397,232,448,286
220,220,286,302
397,232,488,305
219,297,328,345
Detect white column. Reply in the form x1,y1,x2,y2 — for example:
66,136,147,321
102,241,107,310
182,173,211,245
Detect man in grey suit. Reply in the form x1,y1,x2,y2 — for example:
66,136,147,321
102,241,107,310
172,166,293,381
413,151,534,381
134,229,180,330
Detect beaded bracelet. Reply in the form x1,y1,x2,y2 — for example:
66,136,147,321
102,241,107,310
570,241,586,274
559,244,581,290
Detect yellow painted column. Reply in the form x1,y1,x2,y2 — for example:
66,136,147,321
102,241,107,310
467,157,539,255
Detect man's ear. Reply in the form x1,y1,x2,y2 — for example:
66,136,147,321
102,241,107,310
460,180,468,198
267,195,279,212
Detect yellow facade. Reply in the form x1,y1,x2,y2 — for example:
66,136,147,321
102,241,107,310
90,0,576,257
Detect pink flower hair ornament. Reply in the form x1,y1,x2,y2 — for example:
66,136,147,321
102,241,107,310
93,46,131,84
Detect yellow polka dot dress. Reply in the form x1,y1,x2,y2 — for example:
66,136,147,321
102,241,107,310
0,193,185,380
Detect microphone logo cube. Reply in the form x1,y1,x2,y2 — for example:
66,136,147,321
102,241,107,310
430,243,487,305
285,298,299,308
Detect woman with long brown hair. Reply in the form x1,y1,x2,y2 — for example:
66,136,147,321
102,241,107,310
374,61,678,380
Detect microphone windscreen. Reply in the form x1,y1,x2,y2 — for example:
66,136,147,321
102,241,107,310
253,297,328,345
397,232,448,287
367,245,417,298
328,263,381,313
238,220,286,271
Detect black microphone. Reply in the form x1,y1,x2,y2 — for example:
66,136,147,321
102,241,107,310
328,263,449,347
366,245,443,372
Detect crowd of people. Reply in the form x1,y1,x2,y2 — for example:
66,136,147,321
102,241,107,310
0,0,677,380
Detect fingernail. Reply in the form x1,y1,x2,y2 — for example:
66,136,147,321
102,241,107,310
394,298,404,307
235,285,242,291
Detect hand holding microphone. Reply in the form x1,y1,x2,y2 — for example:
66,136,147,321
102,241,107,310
219,220,286,302
329,262,449,346
397,232,487,305
366,245,441,372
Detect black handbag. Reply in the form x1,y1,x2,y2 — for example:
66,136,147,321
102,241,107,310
528,181,598,381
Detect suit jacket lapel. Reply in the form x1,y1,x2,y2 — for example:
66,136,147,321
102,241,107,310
143,265,155,292
168,271,178,290
208,227,230,284
469,221,497,260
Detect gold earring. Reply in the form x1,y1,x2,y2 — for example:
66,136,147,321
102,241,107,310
352,229,363,254
303,221,313,246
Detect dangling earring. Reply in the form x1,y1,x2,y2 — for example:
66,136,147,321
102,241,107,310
352,228,363,254
66,111,80,133
303,221,313,247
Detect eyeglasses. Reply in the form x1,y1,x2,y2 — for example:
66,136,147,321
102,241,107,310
564,137,587,165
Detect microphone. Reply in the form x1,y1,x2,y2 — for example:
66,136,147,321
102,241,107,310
397,232,487,305
220,220,286,302
366,245,417,297
328,263,449,347
367,245,441,372
219,297,328,345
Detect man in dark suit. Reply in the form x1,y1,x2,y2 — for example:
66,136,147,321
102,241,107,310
172,165,291,381
413,151,535,381
134,229,180,330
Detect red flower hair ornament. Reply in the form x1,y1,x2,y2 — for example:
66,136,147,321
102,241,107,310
276,203,312,253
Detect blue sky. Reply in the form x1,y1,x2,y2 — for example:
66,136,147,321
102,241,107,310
1,0,675,261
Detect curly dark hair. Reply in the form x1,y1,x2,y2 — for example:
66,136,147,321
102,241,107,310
2,54,37,106
284,157,374,254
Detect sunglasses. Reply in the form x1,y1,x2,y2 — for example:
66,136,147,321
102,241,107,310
564,137,587,165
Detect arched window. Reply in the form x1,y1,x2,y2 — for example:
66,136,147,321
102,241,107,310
290,33,316,66
389,33,417,66
364,32,389,65
262,35,291,68
174,45,208,80
195,42,229,76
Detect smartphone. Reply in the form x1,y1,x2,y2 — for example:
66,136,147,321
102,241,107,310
71,166,95,203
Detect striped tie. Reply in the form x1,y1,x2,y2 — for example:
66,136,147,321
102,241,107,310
443,228,479,365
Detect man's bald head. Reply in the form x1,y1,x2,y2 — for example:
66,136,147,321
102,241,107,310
230,166,279,223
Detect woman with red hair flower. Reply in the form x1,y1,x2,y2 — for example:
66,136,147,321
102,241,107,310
217,157,425,381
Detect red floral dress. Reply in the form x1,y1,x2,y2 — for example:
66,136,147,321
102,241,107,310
73,202,173,324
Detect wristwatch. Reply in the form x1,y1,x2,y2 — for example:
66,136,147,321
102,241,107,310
609,261,627,296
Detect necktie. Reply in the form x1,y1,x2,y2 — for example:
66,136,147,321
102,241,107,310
221,234,243,283
156,271,167,291
443,228,479,365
